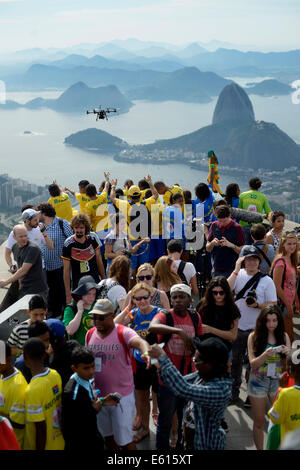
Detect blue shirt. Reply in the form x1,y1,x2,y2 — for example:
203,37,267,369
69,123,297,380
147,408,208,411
41,217,73,271
131,306,160,362
158,355,232,450
192,185,216,224
163,206,184,240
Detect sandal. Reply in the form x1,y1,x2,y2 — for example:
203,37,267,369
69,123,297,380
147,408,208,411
132,415,142,431
133,428,150,443
152,412,159,427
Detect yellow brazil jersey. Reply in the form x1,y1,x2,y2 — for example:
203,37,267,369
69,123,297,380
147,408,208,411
0,368,27,448
48,192,73,222
268,386,300,441
84,191,109,233
75,193,90,213
114,196,158,240
163,185,185,208
24,368,65,450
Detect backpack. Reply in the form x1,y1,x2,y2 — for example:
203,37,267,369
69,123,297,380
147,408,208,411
57,217,68,239
253,242,271,267
86,323,136,373
177,261,188,285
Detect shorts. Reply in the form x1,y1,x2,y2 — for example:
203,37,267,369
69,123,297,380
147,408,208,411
134,360,158,393
148,236,166,261
97,391,135,446
130,240,149,270
248,373,279,398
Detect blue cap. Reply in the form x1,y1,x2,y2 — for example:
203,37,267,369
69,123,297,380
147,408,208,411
46,318,66,339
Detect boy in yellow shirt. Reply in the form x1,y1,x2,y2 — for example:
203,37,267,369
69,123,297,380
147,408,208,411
23,338,65,450
0,343,27,448
64,180,90,213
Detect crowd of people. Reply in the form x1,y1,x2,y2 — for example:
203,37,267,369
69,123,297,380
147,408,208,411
1,168,300,452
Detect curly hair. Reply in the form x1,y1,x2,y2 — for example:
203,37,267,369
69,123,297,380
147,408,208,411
108,255,130,292
252,304,285,357
154,256,181,291
70,213,91,234
198,276,240,328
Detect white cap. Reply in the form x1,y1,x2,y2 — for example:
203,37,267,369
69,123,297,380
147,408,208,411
22,209,40,221
170,284,191,297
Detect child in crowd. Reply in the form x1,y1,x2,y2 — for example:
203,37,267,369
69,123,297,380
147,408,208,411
7,295,48,355
268,349,300,444
0,343,27,448
23,338,65,450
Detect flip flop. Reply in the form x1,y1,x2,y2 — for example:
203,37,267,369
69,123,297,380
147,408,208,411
133,429,150,443
132,416,142,431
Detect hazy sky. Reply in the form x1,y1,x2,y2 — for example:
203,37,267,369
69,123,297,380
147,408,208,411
0,0,299,52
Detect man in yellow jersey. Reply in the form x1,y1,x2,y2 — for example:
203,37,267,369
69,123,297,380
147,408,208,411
0,343,27,449
84,176,111,252
64,180,90,213
110,175,158,276
154,181,185,207
48,181,75,222
23,338,65,450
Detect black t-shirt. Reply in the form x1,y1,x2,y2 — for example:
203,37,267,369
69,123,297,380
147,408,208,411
12,241,47,294
61,377,104,450
62,234,100,288
200,304,240,351
49,340,79,388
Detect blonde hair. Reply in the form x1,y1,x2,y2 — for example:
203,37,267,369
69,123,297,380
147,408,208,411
154,256,181,291
272,232,299,272
137,263,154,278
131,282,152,298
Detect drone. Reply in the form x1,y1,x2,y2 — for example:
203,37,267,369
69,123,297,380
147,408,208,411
86,106,117,121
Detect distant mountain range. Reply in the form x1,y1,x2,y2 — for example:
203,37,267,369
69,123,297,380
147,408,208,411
244,79,293,96
0,82,133,113
64,83,300,170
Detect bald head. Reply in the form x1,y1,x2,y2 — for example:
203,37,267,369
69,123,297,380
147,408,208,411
13,224,28,246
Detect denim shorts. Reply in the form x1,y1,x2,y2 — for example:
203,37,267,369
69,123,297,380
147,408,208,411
248,373,279,398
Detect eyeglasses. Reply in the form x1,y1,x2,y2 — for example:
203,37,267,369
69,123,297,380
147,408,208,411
138,275,153,281
133,295,150,301
212,290,225,296
92,314,112,321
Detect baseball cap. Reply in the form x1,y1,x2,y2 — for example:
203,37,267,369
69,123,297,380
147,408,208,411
90,299,114,316
71,275,99,296
22,208,40,221
170,283,191,297
127,185,141,197
46,319,66,340
243,246,261,260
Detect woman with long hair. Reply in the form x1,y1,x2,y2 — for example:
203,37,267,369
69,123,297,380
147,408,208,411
115,282,162,442
197,276,240,355
154,256,182,302
271,231,300,342
63,275,98,345
98,255,130,313
266,211,285,250
247,305,291,450
225,183,240,208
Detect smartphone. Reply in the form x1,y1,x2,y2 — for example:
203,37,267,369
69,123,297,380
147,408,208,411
112,392,122,402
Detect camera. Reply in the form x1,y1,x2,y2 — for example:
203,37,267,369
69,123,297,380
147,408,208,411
245,290,257,305
273,346,283,353
123,250,131,259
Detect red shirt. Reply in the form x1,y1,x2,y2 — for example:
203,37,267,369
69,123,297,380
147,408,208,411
155,309,203,378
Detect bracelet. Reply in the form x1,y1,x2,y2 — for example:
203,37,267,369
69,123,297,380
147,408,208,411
143,351,149,356
233,272,238,276
148,180,153,185
100,397,105,407
43,234,48,238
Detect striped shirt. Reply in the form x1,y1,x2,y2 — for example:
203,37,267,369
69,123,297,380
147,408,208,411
41,217,73,271
7,319,31,349
158,355,232,450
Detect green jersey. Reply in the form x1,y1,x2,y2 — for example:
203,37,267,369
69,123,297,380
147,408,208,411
238,190,271,226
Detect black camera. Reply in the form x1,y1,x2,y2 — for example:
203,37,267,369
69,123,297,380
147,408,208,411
123,250,131,259
245,290,257,305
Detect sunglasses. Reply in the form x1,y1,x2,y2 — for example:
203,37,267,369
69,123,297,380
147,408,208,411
133,295,150,301
92,314,112,321
212,290,225,296
138,275,153,281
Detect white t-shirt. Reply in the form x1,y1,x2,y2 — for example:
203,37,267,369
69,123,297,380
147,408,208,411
174,260,196,285
6,227,45,250
98,278,127,312
234,269,277,331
